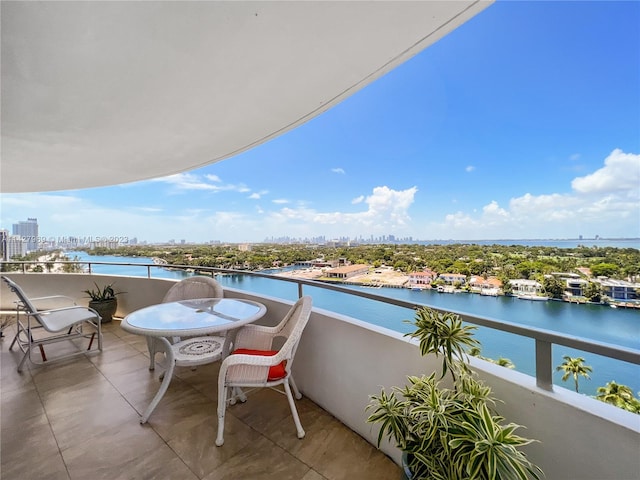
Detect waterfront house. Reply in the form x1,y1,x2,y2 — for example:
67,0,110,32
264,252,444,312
597,278,640,301
438,272,468,286
469,275,503,295
565,277,589,297
324,264,370,280
509,278,545,296
407,269,437,288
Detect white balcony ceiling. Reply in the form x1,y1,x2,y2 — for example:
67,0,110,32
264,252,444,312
1,1,491,193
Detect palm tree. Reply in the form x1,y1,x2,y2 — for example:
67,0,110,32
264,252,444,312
556,356,592,393
495,357,515,369
596,381,640,413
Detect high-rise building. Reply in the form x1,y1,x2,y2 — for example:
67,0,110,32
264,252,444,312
12,217,38,252
0,229,26,260
0,229,6,260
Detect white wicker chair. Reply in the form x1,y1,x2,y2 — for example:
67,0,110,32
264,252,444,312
162,276,224,303
216,295,313,446
2,275,102,372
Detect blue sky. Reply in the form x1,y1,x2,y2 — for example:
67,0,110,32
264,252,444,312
2,1,639,244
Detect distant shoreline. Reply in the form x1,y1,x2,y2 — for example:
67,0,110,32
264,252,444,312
409,238,640,249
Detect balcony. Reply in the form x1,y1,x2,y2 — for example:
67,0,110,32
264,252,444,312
1,269,639,479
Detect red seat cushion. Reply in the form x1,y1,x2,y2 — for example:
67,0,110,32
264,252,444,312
232,349,287,381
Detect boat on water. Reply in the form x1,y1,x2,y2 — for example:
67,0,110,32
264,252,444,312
517,294,550,301
480,288,499,296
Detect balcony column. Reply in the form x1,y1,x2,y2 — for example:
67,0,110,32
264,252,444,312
535,339,553,390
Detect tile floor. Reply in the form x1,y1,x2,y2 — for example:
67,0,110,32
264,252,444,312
0,319,399,480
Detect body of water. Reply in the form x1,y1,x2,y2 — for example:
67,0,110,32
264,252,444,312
69,251,640,397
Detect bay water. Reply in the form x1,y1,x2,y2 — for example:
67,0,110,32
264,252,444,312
69,251,640,397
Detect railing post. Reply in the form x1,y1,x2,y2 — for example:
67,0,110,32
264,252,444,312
535,339,553,391
298,282,303,299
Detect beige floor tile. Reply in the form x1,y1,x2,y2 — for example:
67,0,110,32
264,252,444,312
301,470,327,480
1,319,400,480
63,420,195,480
167,412,255,478
1,450,71,480
48,388,140,451
1,381,44,423
2,408,59,453
202,435,311,480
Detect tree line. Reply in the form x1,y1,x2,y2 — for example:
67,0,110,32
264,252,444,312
80,242,639,280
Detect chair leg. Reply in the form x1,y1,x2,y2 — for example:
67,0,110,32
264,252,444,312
38,343,47,362
216,384,228,446
146,337,157,370
289,375,303,400
87,332,96,351
9,331,19,350
284,381,305,439
17,344,31,373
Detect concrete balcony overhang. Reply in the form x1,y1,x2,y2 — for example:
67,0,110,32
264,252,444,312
1,1,492,193
1,272,639,479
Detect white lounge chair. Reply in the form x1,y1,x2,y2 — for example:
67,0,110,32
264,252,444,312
2,275,102,372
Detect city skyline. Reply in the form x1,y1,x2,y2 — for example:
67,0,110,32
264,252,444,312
1,1,639,243
2,217,638,251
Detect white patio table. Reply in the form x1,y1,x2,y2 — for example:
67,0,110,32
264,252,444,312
121,297,267,423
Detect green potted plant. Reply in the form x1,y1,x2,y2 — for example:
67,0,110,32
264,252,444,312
367,307,542,480
83,282,123,323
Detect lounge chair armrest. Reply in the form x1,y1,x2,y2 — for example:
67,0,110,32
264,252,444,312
37,305,99,316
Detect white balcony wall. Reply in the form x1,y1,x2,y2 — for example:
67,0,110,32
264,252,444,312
1,273,638,479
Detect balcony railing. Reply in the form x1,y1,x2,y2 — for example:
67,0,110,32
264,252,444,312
4,259,640,392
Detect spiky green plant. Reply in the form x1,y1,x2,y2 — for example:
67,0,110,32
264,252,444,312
83,282,123,301
367,307,542,480
405,308,479,381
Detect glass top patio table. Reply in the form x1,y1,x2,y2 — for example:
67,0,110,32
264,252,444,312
121,298,267,337
121,297,267,424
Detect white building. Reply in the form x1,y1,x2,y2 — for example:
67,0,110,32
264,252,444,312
12,218,38,252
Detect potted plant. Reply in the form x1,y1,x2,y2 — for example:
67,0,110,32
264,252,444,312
366,307,542,480
83,282,123,323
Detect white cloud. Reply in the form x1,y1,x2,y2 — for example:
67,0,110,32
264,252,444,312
465,165,475,173
571,149,640,194
3,150,637,243
331,167,346,174
151,172,250,193
133,206,164,213
265,186,418,236
432,149,639,239
248,190,269,200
